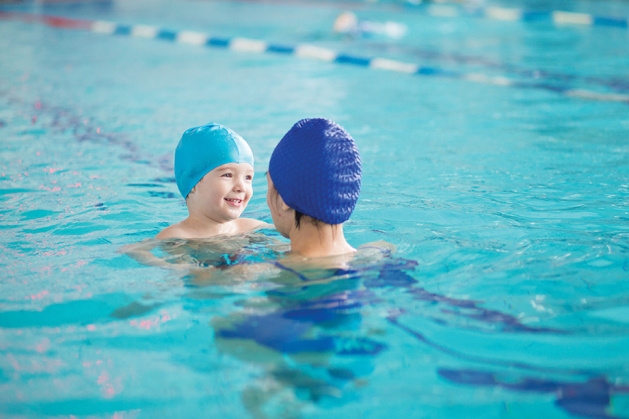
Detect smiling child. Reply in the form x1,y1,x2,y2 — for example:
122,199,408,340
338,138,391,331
156,123,266,239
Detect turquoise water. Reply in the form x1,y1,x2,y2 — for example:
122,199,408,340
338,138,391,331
1,0,629,417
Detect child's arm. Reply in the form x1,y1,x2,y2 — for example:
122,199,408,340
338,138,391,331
118,239,197,270
358,240,396,254
238,218,274,233
118,240,173,268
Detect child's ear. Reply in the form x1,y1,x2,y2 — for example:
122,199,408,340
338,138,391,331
185,186,196,202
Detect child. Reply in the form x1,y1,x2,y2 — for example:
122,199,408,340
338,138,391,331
157,122,266,239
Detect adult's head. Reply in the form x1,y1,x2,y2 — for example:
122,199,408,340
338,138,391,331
175,122,254,200
267,118,361,241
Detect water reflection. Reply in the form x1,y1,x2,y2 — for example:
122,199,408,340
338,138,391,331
439,369,629,419
117,232,626,418
183,237,568,417
193,246,392,417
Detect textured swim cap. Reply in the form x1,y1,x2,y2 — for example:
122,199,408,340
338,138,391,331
175,123,254,198
268,118,361,225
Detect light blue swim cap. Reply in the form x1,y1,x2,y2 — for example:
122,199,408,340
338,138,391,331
174,123,254,199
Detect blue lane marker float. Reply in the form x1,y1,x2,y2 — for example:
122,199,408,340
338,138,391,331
88,19,629,104
1,12,626,105
406,3,629,30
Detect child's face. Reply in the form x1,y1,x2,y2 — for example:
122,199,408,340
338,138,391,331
189,163,254,223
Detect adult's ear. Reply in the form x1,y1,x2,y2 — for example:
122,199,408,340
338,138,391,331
271,182,292,213
280,199,291,212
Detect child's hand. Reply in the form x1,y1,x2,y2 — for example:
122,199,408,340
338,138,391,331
360,240,396,254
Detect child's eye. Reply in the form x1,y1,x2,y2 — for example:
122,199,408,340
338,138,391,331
222,173,232,178
245,175,253,181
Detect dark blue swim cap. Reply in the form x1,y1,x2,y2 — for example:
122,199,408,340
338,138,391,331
268,118,361,225
175,123,254,199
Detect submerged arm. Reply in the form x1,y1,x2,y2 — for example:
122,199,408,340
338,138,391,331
118,240,173,268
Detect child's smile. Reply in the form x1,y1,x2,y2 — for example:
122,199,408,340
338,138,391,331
189,162,254,223
225,197,244,207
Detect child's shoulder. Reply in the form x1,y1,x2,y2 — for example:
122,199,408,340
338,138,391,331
156,218,271,239
156,222,192,239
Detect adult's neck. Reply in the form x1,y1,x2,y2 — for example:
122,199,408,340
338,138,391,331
288,221,355,258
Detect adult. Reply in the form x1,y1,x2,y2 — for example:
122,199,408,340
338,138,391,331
266,118,363,258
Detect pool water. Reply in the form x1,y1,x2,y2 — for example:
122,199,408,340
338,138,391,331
1,0,629,417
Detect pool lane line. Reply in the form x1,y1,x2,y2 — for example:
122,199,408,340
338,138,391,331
412,3,629,31
6,2,628,97
0,10,92,29
5,0,627,32
187,0,629,31
363,41,629,94
3,12,629,105
85,19,629,104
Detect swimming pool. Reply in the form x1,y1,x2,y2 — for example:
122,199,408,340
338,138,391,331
1,0,629,417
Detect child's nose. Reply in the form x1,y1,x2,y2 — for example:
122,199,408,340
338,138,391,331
233,178,245,192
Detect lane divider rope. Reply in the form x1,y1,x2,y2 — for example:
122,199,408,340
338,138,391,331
412,3,629,30
2,11,628,104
